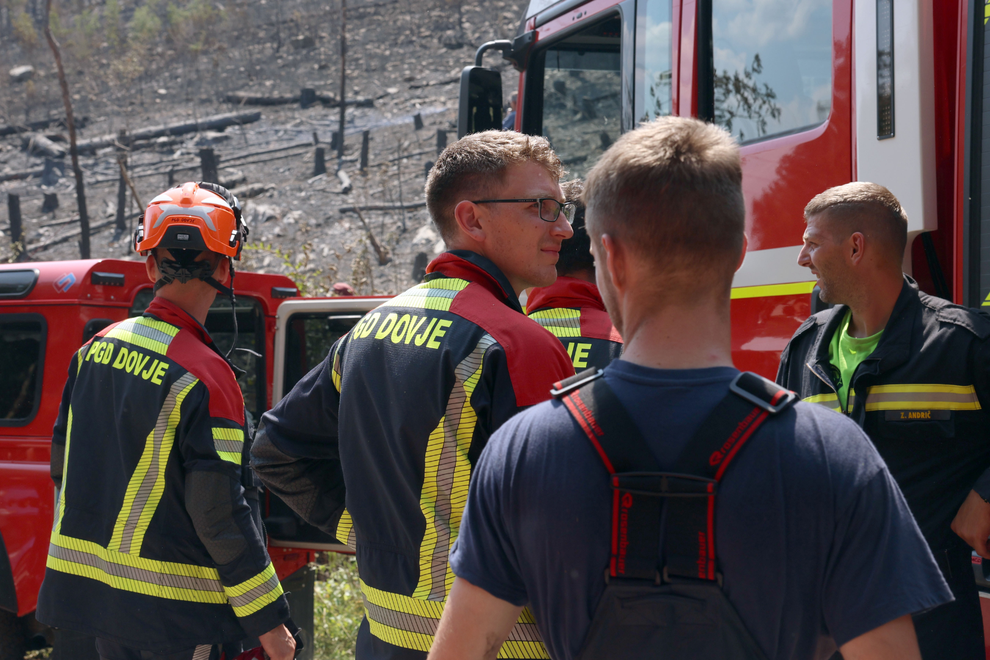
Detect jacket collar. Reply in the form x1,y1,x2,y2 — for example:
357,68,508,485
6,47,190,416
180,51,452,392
808,275,919,385
527,276,605,313
143,296,223,354
425,250,523,314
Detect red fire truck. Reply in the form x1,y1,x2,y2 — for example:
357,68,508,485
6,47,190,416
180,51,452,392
458,0,990,650
0,259,380,659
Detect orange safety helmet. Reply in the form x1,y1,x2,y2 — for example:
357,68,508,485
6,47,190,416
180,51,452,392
134,181,245,259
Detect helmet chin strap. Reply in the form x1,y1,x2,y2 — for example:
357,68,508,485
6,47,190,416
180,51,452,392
153,252,239,359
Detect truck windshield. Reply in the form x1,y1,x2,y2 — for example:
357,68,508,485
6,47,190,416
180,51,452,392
635,0,673,123
535,14,623,178
711,0,832,143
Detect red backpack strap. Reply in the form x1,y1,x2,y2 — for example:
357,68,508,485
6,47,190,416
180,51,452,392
663,372,796,581
560,371,797,584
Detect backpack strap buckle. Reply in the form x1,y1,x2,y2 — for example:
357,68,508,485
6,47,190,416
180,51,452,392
728,372,798,414
551,367,604,399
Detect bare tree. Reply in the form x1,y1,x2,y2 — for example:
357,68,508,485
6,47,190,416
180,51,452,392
42,0,90,258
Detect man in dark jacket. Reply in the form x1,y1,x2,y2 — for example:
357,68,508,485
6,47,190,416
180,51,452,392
527,179,622,371
37,183,295,660
251,131,575,660
776,181,990,659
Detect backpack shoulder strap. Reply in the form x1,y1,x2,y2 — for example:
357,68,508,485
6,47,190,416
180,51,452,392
664,372,796,581
558,375,665,579
560,370,797,583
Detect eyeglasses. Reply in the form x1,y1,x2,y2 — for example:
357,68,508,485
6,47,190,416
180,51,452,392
471,198,577,224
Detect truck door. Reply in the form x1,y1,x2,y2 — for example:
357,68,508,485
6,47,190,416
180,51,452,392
264,298,383,553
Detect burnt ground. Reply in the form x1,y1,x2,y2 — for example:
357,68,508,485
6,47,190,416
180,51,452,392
0,0,526,295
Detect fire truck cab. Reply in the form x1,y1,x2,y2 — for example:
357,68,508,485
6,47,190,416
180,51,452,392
458,0,990,651
0,259,378,659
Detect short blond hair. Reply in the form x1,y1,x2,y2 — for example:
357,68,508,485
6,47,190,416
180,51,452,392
425,130,564,240
804,182,908,265
583,117,744,293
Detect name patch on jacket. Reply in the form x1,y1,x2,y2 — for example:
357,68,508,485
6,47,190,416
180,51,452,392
350,311,452,349
884,410,951,421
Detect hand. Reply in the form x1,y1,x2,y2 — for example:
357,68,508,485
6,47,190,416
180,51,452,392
259,624,296,660
951,489,990,558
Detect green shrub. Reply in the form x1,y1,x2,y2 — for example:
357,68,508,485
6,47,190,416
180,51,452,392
12,11,38,50
129,1,163,47
313,553,364,659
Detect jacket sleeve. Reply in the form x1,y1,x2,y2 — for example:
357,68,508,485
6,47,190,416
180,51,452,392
51,345,87,490
968,336,990,500
250,338,346,536
178,381,290,638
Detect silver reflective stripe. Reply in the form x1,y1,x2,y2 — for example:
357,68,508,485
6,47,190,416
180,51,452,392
505,623,544,642
227,571,281,609
125,318,176,346
118,372,198,554
530,313,580,331
152,204,217,230
213,438,243,454
423,333,496,601
191,645,213,660
48,542,224,593
364,600,438,635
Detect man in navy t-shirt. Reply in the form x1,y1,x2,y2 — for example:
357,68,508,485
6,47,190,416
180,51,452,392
427,117,952,660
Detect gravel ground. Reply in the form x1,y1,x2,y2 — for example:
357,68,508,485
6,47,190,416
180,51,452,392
0,0,526,295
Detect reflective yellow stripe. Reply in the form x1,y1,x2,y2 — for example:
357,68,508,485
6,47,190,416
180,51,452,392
226,563,284,617
331,342,344,392
76,344,89,375
49,534,282,616
48,531,226,604
213,427,245,465
803,392,840,410
53,408,73,534
802,390,856,413
864,384,981,411
731,281,816,300
335,509,355,548
361,580,548,658
380,278,470,312
528,308,581,338
104,317,180,355
413,334,494,602
110,374,199,554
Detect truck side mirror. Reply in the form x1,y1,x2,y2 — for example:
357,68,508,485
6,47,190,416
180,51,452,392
458,66,503,139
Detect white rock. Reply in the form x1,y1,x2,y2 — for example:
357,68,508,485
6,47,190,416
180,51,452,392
433,239,445,254
413,223,437,245
9,65,34,83
244,203,282,225
283,210,305,225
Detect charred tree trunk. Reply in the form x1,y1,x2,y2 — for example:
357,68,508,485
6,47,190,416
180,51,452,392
43,0,89,258
337,0,347,162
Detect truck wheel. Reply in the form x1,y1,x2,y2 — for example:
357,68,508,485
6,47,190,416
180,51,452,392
0,611,26,660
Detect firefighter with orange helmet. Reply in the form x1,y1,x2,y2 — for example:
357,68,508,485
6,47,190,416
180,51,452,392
37,182,296,660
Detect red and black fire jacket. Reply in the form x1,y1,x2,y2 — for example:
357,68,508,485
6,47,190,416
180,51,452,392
776,276,990,556
527,276,623,371
252,250,574,659
37,297,288,652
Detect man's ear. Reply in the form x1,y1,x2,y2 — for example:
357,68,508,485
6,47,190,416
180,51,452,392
601,233,625,290
214,256,231,285
848,231,866,266
452,200,487,245
145,253,159,283
735,234,749,272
